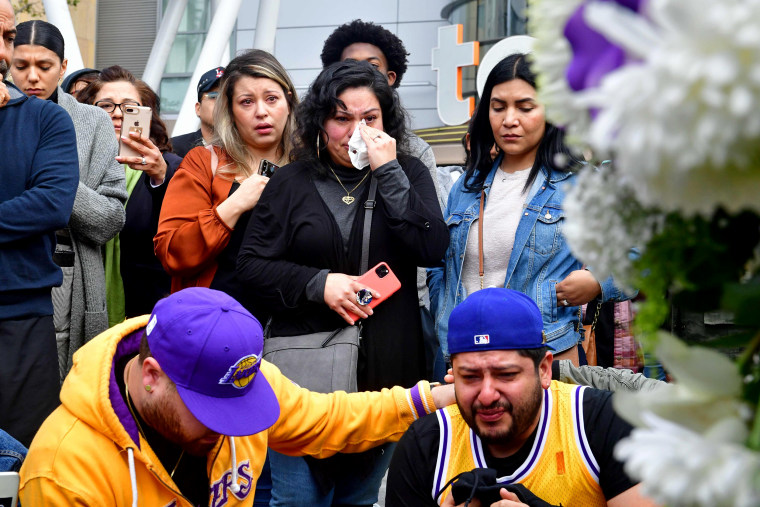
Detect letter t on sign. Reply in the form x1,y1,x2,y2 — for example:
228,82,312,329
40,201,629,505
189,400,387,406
432,24,479,126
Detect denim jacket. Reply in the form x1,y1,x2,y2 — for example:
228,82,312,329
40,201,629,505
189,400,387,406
0,429,26,472
428,157,627,356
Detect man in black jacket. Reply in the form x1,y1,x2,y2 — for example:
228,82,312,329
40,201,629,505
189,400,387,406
171,66,224,158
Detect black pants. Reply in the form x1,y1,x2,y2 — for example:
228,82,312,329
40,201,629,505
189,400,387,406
0,315,61,447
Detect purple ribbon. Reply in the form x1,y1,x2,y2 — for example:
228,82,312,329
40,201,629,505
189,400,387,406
564,0,646,92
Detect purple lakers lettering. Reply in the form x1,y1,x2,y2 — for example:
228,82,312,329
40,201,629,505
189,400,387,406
219,354,260,389
210,460,253,507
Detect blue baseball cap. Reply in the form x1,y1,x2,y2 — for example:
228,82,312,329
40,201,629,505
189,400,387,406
447,288,551,354
145,287,279,436
197,66,225,101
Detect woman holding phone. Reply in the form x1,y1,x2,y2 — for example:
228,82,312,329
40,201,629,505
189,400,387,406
154,49,296,314
78,66,182,323
10,21,127,377
236,60,448,506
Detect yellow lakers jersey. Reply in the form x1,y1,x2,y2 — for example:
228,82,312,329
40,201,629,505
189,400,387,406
433,381,606,506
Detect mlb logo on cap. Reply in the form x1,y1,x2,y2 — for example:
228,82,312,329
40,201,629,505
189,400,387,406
474,334,490,345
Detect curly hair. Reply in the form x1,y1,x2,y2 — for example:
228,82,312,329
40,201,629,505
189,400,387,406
77,65,172,153
320,19,409,88
464,54,581,193
293,60,410,175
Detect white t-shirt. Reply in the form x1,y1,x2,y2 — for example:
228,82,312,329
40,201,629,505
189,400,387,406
462,167,531,297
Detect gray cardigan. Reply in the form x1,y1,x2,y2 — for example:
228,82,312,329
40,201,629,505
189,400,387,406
56,89,127,377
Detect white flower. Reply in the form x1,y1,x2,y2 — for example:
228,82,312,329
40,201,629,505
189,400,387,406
614,331,751,438
586,0,760,216
527,0,589,146
615,413,760,507
531,0,760,216
612,332,759,506
562,164,659,284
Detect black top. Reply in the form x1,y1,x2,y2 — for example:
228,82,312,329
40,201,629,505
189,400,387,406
386,385,637,506
121,152,182,317
237,156,448,391
209,182,261,316
171,129,204,159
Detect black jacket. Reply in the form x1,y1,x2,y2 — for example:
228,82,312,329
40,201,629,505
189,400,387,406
121,152,182,317
170,129,204,159
237,156,448,390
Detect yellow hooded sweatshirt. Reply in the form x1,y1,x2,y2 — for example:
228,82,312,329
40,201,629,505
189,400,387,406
19,316,438,506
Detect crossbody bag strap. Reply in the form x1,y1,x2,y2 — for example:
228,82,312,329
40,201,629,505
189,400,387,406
361,176,378,273
478,188,485,290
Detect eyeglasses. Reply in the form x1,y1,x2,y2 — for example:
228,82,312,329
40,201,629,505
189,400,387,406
94,100,141,114
202,91,219,100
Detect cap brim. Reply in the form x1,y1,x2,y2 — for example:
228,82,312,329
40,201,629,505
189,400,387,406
176,369,280,436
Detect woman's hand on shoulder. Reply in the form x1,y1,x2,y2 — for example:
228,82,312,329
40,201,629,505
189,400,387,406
359,124,396,170
116,131,167,185
215,173,269,229
324,273,381,325
556,269,602,307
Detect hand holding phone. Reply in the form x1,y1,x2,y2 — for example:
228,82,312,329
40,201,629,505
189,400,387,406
118,105,152,159
348,262,401,323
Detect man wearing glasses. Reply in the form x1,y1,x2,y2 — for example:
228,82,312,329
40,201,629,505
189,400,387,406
171,67,224,158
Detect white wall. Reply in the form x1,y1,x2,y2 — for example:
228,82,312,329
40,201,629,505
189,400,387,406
233,0,450,130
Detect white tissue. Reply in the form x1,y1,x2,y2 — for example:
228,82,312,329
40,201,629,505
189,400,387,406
348,119,369,170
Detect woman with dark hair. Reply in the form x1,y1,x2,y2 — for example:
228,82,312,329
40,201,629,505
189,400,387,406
154,49,298,314
11,20,127,379
428,53,629,365
236,59,447,505
78,65,182,323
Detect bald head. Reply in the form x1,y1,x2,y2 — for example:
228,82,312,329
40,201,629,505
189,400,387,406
0,0,15,79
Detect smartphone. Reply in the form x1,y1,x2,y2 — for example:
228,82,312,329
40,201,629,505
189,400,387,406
349,262,401,322
118,105,152,159
258,159,279,178
0,472,19,507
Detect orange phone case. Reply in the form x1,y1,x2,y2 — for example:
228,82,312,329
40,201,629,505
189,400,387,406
349,262,401,322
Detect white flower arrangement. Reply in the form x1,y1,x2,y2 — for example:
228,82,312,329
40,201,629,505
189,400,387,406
528,1,760,504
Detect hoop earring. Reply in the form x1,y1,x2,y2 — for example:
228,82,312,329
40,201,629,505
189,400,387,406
316,134,321,156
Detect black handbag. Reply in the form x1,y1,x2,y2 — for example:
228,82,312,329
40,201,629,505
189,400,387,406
262,177,377,394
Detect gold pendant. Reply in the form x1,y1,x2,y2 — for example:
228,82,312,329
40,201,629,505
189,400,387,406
342,196,355,205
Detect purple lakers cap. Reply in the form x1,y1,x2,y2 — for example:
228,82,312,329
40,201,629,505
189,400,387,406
447,288,552,354
145,287,279,436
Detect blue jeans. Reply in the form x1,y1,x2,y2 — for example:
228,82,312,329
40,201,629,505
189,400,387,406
254,455,272,506
0,429,26,472
269,443,396,506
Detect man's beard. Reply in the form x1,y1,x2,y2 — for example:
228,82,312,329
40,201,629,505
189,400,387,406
0,60,8,80
458,377,544,446
141,393,220,456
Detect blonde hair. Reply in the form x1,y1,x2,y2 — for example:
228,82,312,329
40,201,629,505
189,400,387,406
211,49,298,178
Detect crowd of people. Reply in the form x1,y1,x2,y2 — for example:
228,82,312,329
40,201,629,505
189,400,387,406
1,1,657,505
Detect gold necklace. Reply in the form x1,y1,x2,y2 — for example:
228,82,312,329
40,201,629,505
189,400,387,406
328,165,370,205
124,362,185,479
